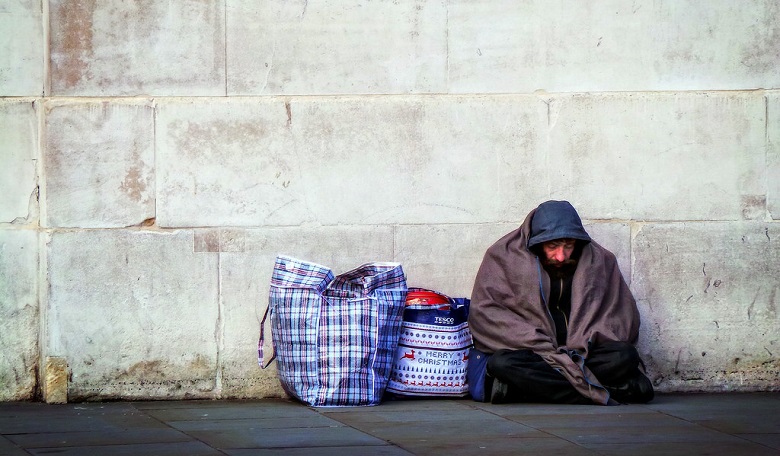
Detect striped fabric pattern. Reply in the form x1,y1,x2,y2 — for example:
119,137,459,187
267,255,407,406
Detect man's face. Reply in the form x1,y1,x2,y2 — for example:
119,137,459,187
542,239,576,267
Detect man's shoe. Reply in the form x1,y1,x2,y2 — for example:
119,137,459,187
490,378,510,404
606,372,654,404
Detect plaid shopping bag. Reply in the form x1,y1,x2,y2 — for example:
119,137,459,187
386,288,473,397
259,255,407,406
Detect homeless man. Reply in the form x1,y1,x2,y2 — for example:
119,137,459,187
466,200,653,405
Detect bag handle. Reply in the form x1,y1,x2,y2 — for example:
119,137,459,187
257,305,276,369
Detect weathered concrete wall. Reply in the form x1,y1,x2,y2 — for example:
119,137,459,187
0,0,778,401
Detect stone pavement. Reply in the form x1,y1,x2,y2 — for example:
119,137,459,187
1,393,779,455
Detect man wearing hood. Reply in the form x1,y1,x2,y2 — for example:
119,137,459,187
467,200,653,405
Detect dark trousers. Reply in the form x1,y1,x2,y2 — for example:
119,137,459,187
487,341,642,404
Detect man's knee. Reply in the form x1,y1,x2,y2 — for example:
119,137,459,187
487,349,540,376
592,340,639,367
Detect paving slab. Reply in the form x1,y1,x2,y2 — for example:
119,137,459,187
227,446,414,456
329,409,547,441
584,441,780,456
0,435,27,456
26,441,223,456
645,392,780,434
136,399,322,421
738,434,780,451
542,423,743,445
166,415,342,432
7,428,193,449
471,402,652,415
498,411,688,429
0,403,168,434
186,426,391,451
1,394,779,455
396,437,598,456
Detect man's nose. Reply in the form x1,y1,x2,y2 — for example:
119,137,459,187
552,248,565,262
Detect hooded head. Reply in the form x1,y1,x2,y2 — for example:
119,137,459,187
527,200,591,250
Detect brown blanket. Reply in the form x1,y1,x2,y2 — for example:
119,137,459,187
468,209,640,405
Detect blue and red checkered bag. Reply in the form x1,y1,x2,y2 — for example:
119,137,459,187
259,255,407,406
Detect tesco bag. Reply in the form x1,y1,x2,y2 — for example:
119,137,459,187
386,289,472,397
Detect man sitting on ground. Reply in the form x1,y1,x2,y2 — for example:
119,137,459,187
467,200,654,405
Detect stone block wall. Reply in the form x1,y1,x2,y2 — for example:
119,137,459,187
1,0,778,401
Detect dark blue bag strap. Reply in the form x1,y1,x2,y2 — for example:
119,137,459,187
257,305,275,369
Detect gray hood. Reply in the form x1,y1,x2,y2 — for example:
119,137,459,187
527,200,591,249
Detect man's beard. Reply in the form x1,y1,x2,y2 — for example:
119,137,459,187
541,257,578,279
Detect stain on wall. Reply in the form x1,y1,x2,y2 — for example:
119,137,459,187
51,0,97,90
